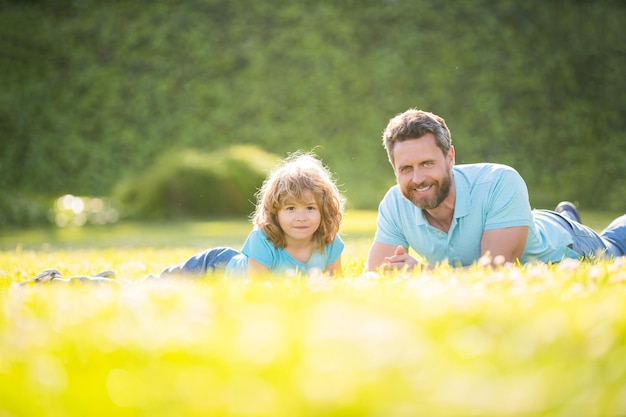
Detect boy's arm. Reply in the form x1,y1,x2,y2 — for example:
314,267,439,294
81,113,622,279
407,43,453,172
247,257,272,279
325,256,342,275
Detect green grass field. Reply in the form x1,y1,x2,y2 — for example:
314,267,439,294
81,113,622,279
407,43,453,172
1,211,625,417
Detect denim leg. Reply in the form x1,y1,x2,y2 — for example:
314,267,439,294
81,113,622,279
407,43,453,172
600,214,626,257
158,247,240,278
548,211,613,259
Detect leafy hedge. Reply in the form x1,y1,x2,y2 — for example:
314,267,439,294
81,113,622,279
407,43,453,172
1,0,625,227
112,145,280,220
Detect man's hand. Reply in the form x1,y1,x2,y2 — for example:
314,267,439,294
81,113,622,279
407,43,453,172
383,246,420,270
366,242,420,272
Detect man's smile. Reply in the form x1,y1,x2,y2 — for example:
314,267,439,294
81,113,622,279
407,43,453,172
413,184,433,193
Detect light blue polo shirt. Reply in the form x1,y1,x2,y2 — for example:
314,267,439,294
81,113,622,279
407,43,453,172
374,163,576,266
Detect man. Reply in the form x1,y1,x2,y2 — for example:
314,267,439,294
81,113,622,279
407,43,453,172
365,109,626,271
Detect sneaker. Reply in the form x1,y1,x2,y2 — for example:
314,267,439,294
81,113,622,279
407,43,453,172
66,270,117,284
19,269,63,285
555,201,582,223
94,270,116,278
18,269,116,286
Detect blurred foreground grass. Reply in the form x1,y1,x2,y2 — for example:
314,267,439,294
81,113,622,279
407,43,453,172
2,259,626,417
1,210,626,416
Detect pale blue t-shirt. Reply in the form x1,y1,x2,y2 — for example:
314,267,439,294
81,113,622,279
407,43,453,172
225,229,345,277
374,163,577,266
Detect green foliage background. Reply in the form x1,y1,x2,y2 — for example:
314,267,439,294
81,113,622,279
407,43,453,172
2,0,625,220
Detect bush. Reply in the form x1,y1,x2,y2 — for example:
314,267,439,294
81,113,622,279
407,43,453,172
112,145,281,220
0,193,52,229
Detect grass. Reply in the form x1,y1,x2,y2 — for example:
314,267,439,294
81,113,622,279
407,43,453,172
1,210,626,416
0,210,378,251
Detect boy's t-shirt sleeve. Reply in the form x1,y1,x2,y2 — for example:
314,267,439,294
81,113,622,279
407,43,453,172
327,234,345,265
241,230,276,269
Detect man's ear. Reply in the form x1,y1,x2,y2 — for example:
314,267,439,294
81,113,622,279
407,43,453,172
448,145,455,166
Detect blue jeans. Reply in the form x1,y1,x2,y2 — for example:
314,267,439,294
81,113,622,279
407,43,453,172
158,247,240,278
550,211,626,259
47,247,240,284
601,214,626,256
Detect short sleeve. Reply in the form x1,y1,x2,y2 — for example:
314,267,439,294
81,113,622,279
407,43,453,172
326,234,345,265
240,230,277,269
374,187,411,247
483,167,532,230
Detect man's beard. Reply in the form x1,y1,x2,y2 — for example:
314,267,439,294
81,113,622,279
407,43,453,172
402,171,452,210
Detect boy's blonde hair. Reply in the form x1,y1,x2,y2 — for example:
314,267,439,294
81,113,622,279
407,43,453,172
252,152,344,250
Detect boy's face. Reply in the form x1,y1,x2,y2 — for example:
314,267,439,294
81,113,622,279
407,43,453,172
277,190,322,246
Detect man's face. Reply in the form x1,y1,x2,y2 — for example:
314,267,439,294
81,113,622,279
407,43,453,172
391,133,454,210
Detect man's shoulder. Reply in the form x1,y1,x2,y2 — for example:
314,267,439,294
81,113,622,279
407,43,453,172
382,183,402,198
381,184,410,205
455,163,521,182
455,162,517,174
